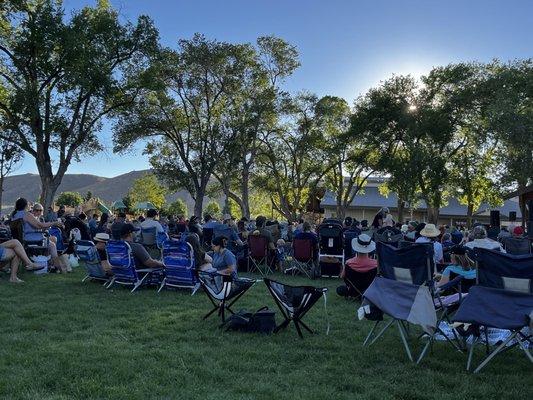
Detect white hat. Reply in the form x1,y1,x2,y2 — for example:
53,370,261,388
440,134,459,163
94,233,110,242
420,223,440,238
351,234,376,254
401,224,408,233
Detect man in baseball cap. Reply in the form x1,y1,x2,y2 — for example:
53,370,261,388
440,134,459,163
120,223,164,270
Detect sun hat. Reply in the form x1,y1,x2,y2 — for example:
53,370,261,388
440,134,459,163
94,233,110,242
420,223,440,238
351,234,376,254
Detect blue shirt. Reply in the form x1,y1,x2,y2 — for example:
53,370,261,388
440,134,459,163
210,249,237,272
203,220,221,229
442,264,476,280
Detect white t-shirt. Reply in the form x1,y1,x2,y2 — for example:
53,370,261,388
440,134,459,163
464,238,505,253
140,218,164,234
415,236,444,264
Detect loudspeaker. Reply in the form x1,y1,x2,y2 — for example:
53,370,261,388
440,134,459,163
509,211,516,222
490,210,500,228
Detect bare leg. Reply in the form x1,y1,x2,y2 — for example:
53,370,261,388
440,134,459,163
9,254,23,283
0,239,38,268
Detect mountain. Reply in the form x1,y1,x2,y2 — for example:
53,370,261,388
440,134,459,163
0,170,201,213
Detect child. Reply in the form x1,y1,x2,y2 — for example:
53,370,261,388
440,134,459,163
436,246,475,286
276,238,287,271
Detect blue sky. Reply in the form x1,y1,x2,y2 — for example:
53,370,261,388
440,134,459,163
16,0,533,177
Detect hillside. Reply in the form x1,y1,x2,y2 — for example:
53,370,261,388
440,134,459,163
1,170,201,213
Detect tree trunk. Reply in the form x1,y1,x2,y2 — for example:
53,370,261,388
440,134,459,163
0,176,3,218
397,198,405,224
193,194,204,219
39,175,59,212
241,167,250,219
426,206,440,225
466,203,474,229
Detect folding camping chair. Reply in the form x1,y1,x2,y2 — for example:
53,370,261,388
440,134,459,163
247,235,273,276
76,240,109,284
264,278,328,338
290,238,316,278
140,226,161,258
362,242,463,363
197,271,257,322
317,220,344,277
105,240,162,292
158,239,199,294
454,248,533,373
49,226,67,255
503,237,531,255
202,228,214,251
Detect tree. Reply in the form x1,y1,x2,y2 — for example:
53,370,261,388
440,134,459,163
204,200,221,217
254,92,328,222
0,0,159,210
0,134,23,214
83,191,93,202
128,173,167,210
167,198,188,217
56,191,83,207
114,34,256,217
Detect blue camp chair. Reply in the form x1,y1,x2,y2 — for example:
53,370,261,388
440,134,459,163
158,239,199,294
105,240,162,292
49,226,66,255
362,242,463,363
454,248,533,372
76,240,109,284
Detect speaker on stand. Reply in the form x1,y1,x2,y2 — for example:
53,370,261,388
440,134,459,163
488,210,500,240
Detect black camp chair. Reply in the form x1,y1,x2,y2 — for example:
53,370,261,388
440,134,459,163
198,272,257,322
264,278,328,338
503,237,531,255
453,248,533,373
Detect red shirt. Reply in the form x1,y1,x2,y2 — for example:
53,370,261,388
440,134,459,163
345,255,377,273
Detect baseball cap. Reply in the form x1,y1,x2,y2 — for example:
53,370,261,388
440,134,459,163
120,223,139,237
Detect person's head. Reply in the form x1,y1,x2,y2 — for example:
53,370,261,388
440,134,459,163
237,220,245,231
472,225,487,240
344,217,353,228
94,232,110,247
302,221,312,232
100,213,109,225
256,215,266,228
450,246,470,270
32,203,44,216
185,232,202,254
361,219,368,228
92,213,98,220
441,233,451,242
512,226,525,238
276,238,286,247
211,236,226,252
79,212,87,221
383,215,394,227
420,223,440,240
146,209,158,219
408,221,417,232
120,223,139,241
204,213,212,223
15,198,28,212
189,215,199,225
117,212,126,221
401,224,408,234
59,205,65,210
351,234,376,257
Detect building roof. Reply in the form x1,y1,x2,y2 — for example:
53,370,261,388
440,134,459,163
320,186,522,218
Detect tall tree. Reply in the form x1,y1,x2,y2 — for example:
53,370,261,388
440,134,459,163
128,173,167,210
0,134,23,214
114,34,256,217
0,0,158,210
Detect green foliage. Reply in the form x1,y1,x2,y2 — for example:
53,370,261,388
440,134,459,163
204,200,221,217
56,191,83,207
83,191,93,202
167,198,188,217
128,174,167,210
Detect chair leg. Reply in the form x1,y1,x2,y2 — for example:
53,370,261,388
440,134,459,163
294,320,304,338
417,336,433,364
397,320,414,362
157,278,166,293
368,319,394,346
363,321,380,346
466,335,477,371
203,306,219,320
81,274,89,283
474,332,517,373
516,336,533,363
298,319,314,334
105,277,115,289
274,318,291,333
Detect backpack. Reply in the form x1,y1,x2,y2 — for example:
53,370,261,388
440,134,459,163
220,306,276,334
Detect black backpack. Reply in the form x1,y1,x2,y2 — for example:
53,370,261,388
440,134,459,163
220,306,276,334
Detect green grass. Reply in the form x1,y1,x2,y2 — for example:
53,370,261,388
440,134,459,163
0,267,531,400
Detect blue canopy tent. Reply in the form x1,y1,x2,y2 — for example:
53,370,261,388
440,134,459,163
134,201,156,211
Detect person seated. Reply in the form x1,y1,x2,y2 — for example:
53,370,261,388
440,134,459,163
95,213,110,235
497,225,512,243
255,215,276,252
416,224,444,265
0,239,43,283
276,238,287,270
464,225,505,252
93,233,113,274
11,198,69,272
293,221,319,261
185,233,213,271
214,219,243,252
188,216,203,238
337,234,377,298
207,236,237,276
111,212,126,240
120,223,165,270
435,246,475,287
140,209,164,234
203,214,221,229
441,233,455,250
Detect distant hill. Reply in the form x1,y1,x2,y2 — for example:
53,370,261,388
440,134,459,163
1,169,206,214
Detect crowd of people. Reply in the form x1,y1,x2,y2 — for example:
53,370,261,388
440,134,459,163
0,199,530,291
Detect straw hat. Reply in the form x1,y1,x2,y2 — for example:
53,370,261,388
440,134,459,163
351,234,376,254
420,223,440,238
93,233,110,242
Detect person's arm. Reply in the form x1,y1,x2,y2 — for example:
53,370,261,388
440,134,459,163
24,213,61,230
218,251,236,275
144,257,165,268
204,253,213,263
437,267,451,286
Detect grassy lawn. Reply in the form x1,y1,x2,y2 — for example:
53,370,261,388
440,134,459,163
1,267,531,400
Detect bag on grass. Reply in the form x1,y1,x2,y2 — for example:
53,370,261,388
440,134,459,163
220,306,276,334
